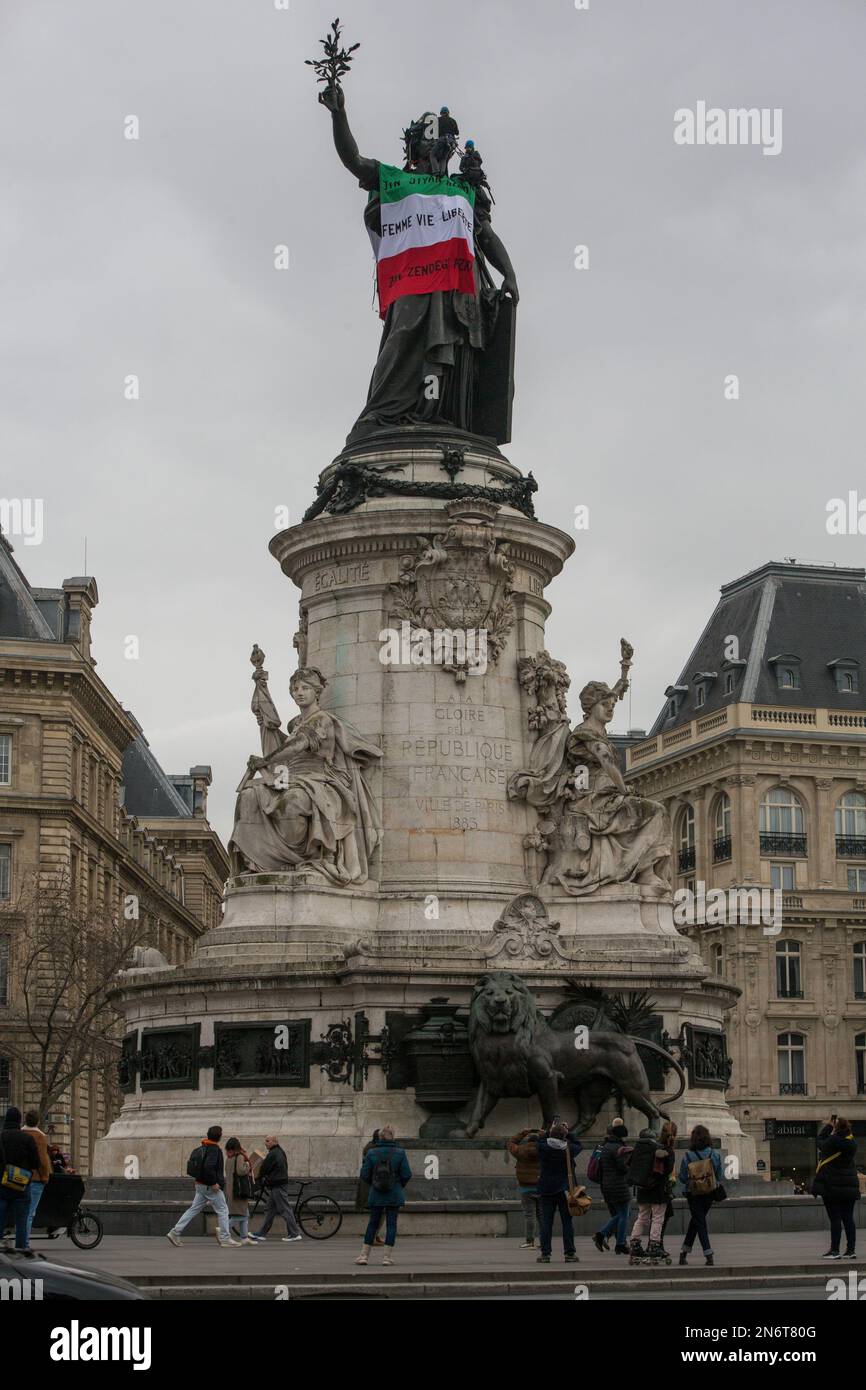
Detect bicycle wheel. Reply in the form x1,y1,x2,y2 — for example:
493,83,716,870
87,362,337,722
297,1194,342,1240
68,1207,103,1250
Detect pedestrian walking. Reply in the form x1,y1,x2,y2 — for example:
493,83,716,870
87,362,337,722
533,1121,582,1264
225,1138,257,1245
167,1125,240,1247
20,1111,52,1243
658,1120,678,1257
507,1127,543,1248
356,1124,411,1266
678,1124,722,1266
813,1116,858,1260
0,1106,40,1252
249,1135,301,1243
626,1127,674,1264
592,1120,632,1254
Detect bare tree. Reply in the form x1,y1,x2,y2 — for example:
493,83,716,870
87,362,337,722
0,872,155,1122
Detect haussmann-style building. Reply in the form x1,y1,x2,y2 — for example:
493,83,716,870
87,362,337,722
625,560,866,1181
0,527,229,1171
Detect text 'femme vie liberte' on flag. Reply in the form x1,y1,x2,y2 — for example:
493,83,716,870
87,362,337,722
369,163,476,317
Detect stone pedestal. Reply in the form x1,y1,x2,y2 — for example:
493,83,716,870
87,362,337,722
95,430,755,1179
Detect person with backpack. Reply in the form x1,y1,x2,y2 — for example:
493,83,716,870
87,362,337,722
533,1121,583,1263
592,1120,632,1254
356,1124,411,1265
0,1106,40,1252
814,1115,858,1259
507,1127,543,1248
677,1123,723,1266
167,1124,240,1247
250,1135,301,1242
224,1137,257,1245
626,1127,675,1264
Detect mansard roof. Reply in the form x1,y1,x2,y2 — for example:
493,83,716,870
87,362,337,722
650,560,866,734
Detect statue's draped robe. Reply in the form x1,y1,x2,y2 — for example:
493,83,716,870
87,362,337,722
348,161,500,441
230,709,381,884
509,719,671,896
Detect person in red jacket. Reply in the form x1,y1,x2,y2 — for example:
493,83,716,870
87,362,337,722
507,1128,543,1249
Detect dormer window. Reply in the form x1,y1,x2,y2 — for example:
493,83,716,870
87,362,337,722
725,672,736,695
828,659,860,695
692,671,717,710
664,684,688,722
768,653,801,691
721,656,746,699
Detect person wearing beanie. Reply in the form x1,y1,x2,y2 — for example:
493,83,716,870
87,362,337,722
0,1105,40,1251
626,1126,675,1264
592,1120,632,1254
533,1121,583,1264
21,1110,52,1243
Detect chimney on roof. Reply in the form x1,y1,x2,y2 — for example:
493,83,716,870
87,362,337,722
62,577,99,662
189,765,212,817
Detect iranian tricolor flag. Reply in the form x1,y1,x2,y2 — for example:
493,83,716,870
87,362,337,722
371,162,476,318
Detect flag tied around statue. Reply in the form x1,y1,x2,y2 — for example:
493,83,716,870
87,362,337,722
370,162,476,318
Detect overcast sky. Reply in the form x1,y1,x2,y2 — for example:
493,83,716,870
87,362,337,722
3,0,865,842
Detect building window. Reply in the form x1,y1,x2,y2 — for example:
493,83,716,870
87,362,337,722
836,792,866,858
0,844,11,902
712,793,732,862
678,805,696,873
780,668,798,689
857,1033,866,1094
759,787,806,856
713,943,723,975
771,862,796,891
668,699,677,719
775,940,803,999
848,867,866,892
695,686,705,708
829,660,860,695
777,1031,806,1094
725,671,736,695
0,935,9,1005
0,734,11,785
0,1055,9,1110
854,942,866,1000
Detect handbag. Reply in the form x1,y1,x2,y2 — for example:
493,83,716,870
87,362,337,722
566,1147,592,1217
713,1183,728,1203
1,1163,32,1194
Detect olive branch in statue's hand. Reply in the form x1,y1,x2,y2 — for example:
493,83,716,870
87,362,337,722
305,17,359,106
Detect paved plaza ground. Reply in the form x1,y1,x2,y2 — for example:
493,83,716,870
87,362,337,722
34,1231,864,1299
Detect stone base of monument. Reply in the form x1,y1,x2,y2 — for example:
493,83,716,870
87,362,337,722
94,883,756,1180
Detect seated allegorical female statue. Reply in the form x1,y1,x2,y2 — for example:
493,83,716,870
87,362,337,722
228,658,382,887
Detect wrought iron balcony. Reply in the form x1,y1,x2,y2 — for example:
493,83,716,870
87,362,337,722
713,836,732,863
836,836,866,858
759,834,807,857
776,988,804,1000
678,846,696,873
779,1082,807,1096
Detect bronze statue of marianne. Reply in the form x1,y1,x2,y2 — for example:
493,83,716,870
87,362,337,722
311,25,519,447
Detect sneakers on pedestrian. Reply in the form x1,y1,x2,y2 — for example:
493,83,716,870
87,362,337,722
564,1252,579,1262
166,1231,182,1247
614,1243,629,1254
282,1235,302,1242
382,1251,394,1266
536,1254,551,1263
843,1250,857,1259
242,1237,259,1245
218,1238,242,1247
247,1234,267,1242
822,1250,841,1259
518,1240,535,1249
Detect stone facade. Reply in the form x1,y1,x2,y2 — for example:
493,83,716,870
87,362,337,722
0,530,229,1171
626,560,866,1180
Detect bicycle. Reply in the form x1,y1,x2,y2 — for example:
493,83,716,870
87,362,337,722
249,1179,342,1240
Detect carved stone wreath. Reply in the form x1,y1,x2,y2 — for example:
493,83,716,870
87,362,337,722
390,499,515,683
484,893,566,961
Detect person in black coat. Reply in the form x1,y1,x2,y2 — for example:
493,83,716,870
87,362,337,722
533,1121,582,1264
814,1116,859,1258
251,1135,301,1242
0,1106,40,1251
592,1121,632,1253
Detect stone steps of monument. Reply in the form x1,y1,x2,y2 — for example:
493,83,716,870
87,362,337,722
127,1268,850,1300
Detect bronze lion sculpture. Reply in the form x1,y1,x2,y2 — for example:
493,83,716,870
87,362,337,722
459,970,685,1136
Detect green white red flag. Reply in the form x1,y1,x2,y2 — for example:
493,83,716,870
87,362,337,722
371,162,476,318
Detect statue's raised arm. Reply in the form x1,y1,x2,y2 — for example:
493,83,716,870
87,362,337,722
319,82,377,186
